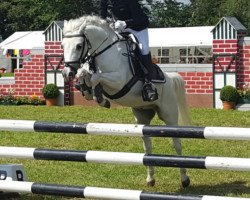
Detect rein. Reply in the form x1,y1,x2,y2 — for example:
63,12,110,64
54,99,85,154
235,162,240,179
63,32,139,100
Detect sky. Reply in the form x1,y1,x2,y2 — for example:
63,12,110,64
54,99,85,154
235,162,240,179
177,0,190,4
143,0,190,5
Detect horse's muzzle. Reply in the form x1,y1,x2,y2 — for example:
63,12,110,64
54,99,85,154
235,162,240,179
62,66,77,83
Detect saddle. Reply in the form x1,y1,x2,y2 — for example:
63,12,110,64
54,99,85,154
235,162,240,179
120,32,166,83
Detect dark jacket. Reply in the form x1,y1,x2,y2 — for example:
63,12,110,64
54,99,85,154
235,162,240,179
100,0,149,31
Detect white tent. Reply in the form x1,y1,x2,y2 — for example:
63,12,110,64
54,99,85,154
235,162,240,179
0,31,45,52
148,26,213,47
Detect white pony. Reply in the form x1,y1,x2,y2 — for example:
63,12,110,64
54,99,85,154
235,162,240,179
62,15,191,187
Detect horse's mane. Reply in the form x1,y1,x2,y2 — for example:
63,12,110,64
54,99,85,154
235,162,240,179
63,15,113,35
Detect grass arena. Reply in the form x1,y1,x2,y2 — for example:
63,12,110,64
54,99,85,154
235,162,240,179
0,106,249,199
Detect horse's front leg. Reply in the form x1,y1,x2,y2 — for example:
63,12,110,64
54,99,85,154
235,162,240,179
76,67,93,100
89,72,111,108
90,71,125,108
76,68,110,108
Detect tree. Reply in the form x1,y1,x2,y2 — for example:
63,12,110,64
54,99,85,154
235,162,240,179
0,2,12,39
220,0,250,34
0,0,100,39
150,0,191,28
188,0,224,26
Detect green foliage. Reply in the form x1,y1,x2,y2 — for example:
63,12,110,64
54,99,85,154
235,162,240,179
0,90,45,105
220,0,250,35
188,0,224,26
0,89,16,105
238,84,250,101
15,96,45,105
220,85,239,102
42,84,60,99
0,72,14,77
150,0,191,27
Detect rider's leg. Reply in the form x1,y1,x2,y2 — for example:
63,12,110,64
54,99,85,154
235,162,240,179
141,53,158,101
124,28,158,101
133,28,158,101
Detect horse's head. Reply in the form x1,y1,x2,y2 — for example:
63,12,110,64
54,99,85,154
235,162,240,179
62,15,112,82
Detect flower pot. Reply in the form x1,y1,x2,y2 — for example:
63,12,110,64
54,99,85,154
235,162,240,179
222,101,235,110
45,98,57,106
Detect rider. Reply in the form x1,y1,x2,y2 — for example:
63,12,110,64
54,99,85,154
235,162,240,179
100,0,158,102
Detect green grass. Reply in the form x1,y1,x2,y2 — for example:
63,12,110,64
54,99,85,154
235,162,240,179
0,106,249,200
0,72,14,77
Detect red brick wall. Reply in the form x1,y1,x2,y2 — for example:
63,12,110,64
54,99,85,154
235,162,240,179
15,55,45,97
0,54,45,98
45,42,63,55
238,38,250,88
0,84,13,95
213,39,238,72
179,72,213,94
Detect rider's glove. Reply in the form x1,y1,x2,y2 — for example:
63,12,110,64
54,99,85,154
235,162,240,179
114,20,126,31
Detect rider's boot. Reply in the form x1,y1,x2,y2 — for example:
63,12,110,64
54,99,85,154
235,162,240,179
141,53,158,102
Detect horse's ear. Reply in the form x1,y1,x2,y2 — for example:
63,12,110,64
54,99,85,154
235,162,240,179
79,23,86,34
64,20,68,26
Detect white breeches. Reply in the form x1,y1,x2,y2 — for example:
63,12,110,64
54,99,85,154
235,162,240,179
124,28,149,55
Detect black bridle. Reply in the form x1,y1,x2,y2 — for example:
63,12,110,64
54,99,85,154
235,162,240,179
63,32,139,100
62,34,92,71
63,33,119,72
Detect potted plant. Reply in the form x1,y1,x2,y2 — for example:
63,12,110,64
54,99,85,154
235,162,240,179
220,85,239,110
42,83,60,106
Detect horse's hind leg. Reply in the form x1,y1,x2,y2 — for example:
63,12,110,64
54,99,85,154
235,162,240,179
172,137,190,187
157,108,190,188
132,108,156,186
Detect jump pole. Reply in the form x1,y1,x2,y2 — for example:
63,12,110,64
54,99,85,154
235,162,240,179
0,119,249,140
1,181,250,200
0,146,250,171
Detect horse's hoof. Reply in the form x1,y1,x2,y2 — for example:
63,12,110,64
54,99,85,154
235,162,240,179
147,179,155,187
181,177,190,188
103,100,111,109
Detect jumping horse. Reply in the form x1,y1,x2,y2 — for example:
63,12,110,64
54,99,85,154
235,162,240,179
61,15,191,187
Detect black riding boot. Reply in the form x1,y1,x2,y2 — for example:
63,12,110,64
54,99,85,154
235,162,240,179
141,54,158,102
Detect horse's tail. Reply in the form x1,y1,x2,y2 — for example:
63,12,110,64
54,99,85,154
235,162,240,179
171,73,191,126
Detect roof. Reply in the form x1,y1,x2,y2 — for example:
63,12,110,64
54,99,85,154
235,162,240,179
212,17,247,32
148,26,213,47
0,31,45,50
44,21,64,33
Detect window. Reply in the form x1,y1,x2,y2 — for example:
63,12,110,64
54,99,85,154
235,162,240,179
157,48,169,64
150,46,212,64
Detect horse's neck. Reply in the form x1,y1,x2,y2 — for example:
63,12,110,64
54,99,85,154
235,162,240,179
88,29,133,90
86,27,124,70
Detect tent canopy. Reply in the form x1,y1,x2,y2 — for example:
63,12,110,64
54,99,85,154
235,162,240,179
148,26,213,47
0,31,45,51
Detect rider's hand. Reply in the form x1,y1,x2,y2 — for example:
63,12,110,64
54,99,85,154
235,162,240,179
114,20,126,31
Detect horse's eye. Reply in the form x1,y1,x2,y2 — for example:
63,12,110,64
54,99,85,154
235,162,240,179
76,44,83,50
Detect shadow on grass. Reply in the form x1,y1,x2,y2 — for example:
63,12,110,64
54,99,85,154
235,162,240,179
179,181,250,196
